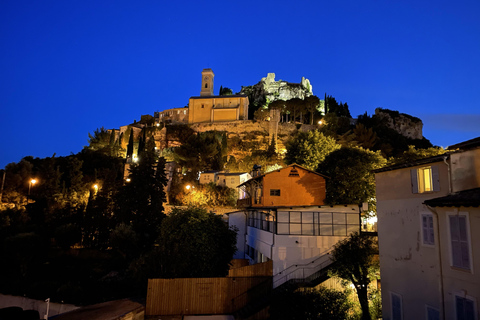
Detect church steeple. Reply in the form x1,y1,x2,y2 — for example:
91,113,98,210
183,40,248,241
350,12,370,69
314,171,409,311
200,68,214,96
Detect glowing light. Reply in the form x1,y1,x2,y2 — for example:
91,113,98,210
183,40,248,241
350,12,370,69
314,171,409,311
185,184,191,190
366,216,378,224
126,178,131,182
318,120,323,125
30,179,37,186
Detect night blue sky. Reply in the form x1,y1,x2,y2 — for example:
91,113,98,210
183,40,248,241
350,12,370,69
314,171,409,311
1,0,480,169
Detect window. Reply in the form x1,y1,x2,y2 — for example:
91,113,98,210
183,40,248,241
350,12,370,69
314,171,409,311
201,104,204,108
205,83,208,88
426,306,440,320
276,211,359,236
455,295,475,320
411,165,440,193
270,189,281,196
421,213,435,245
391,292,403,320
449,214,471,270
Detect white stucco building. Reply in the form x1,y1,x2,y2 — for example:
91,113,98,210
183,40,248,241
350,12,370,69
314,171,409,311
375,137,480,320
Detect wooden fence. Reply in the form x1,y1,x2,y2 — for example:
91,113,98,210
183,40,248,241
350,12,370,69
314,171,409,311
146,261,272,316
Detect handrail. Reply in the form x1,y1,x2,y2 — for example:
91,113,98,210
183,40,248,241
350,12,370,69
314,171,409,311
273,250,333,288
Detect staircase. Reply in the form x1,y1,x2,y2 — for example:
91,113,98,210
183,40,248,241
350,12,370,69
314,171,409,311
233,252,335,319
273,251,334,288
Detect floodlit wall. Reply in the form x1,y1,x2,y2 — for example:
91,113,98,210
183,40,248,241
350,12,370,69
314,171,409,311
450,148,480,192
376,162,449,319
256,166,326,207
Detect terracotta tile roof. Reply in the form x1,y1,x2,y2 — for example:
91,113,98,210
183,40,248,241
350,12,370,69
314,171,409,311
424,188,480,207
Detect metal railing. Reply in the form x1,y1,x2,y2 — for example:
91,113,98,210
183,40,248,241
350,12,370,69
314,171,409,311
273,250,333,288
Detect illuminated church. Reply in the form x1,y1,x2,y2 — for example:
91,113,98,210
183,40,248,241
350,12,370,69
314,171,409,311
187,69,249,124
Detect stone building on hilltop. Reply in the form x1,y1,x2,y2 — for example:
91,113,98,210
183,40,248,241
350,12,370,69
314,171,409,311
187,69,249,124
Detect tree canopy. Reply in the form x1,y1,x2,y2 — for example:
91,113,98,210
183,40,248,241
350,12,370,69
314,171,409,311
173,131,227,181
270,286,352,320
317,147,386,205
329,232,379,320
154,206,237,278
284,130,341,171
115,150,167,250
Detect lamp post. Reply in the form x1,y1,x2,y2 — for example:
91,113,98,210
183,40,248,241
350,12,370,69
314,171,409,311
27,179,37,204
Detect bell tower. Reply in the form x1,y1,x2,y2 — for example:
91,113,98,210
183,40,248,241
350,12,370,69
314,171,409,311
200,68,214,96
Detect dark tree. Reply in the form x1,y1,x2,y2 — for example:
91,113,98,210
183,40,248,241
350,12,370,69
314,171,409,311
270,286,352,320
304,95,321,125
219,86,233,95
173,131,225,181
115,150,167,251
317,147,386,205
329,232,379,320
155,206,237,278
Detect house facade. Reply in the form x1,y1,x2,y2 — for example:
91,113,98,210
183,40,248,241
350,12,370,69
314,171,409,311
199,171,251,199
237,164,327,208
375,137,480,320
229,164,362,288
154,107,188,124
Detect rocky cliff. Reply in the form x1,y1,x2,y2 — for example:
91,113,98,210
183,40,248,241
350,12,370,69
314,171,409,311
240,73,313,107
374,108,423,140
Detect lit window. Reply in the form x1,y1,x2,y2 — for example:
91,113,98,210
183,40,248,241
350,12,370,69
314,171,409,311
421,213,435,245
411,166,439,194
419,167,433,192
449,214,471,270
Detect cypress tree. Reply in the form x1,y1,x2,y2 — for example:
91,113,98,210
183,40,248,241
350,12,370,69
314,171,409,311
127,128,134,158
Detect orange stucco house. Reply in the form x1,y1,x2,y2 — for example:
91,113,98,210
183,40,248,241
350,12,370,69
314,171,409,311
237,164,327,208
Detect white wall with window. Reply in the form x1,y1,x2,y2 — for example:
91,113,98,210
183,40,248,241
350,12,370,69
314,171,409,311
447,212,472,271
421,212,435,246
454,294,476,320
411,165,440,194
391,292,403,320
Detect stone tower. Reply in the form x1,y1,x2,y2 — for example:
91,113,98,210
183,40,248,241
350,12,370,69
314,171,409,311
200,68,214,96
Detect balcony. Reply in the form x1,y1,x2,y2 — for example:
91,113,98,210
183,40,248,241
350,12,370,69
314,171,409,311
237,197,251,208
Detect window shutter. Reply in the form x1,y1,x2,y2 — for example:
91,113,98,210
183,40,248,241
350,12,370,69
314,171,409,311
432,165,440,192
459,216,470,269
450,216,462,267
391,293,402,320
411,169,419,193
422,216,429,244
465,298,475,320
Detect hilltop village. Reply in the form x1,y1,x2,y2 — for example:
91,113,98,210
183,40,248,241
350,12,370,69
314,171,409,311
2,69,479,320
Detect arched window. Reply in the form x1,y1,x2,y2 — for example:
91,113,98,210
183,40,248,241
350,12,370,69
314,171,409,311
205,83,208,88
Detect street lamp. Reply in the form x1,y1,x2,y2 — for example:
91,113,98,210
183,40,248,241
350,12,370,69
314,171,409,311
27,179,37,205
28,179,37,196
93,184,98,196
